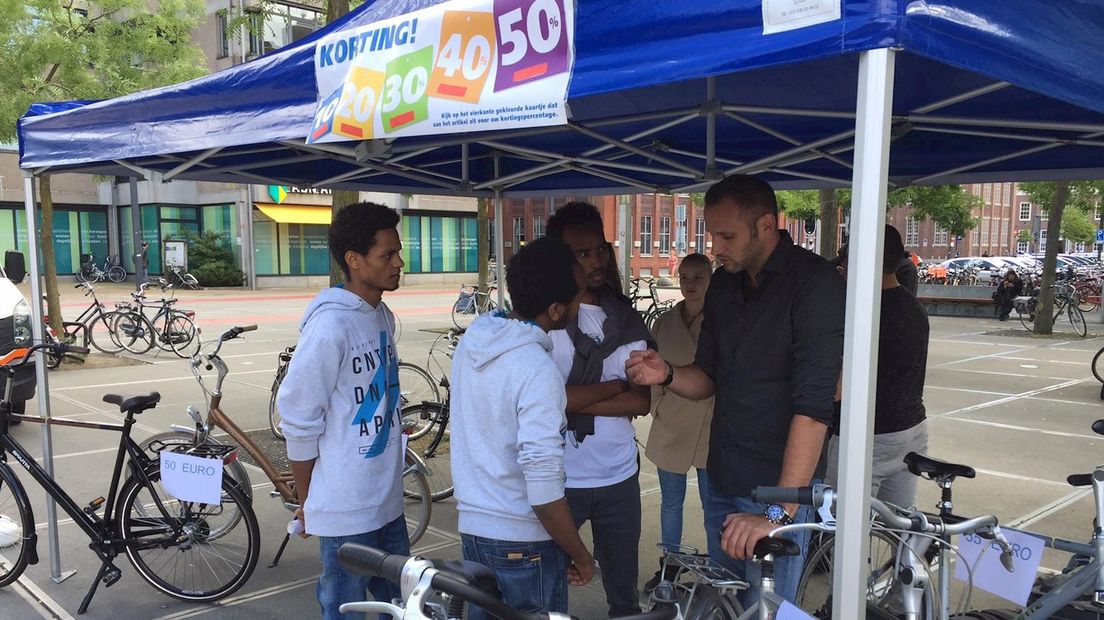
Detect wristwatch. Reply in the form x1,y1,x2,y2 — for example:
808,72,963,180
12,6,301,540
763,503,794,526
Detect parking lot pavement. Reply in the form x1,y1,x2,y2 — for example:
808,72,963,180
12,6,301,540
3,284,1104,618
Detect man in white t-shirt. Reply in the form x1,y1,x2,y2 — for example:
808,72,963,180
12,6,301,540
546,202,654,617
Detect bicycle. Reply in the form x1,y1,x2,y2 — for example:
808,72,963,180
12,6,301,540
75,254,126,284
44,282,131,355
402,374,455,501
334,543,677,619
0,341,260,614
647,544,748,618
452,283,509,330
141,326,432,565
166,263,201,290
768,457,1015,620
629,277,675,330
268,344,439,442
1015,281,1087,338
111,283,198,357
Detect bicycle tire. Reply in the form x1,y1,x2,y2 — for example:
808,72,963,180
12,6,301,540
117,468,259,602
402,403,453,501
1092,347,1104,384
1018,306,1035,332
451,295,478,330
795,529,908,618
0,462,34,587
87,312,126,355
136,432,253,539
112,311,156,354
107,266,127,283
165,314,198,358
402,449,432,546
269,375,285,440
393,313,403,344
398,362,441,439
1069,304,1087,338
183,274,201,290
75,269,92,284
677,582,744,619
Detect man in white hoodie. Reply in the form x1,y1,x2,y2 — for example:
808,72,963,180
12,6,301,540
451,238,595,619
277,202,407,620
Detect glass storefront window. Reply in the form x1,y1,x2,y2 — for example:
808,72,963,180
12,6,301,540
0,207,109,274
401,214,478,274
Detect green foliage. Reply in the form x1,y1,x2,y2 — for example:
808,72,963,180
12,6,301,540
171,231,244,287
1061,207,1096,244
0,0,207,141
889,186,980,237
776,190,819,220
1017,228,1033,243
1021,181,1104,216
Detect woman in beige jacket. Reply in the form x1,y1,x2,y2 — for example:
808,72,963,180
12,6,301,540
644,254,714,585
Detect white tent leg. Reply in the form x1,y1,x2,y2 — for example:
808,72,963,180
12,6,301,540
833,47,895,620
21,174,75,584
493,153,505,307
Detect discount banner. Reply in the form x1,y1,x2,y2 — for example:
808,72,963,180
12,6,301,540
308,0,575,144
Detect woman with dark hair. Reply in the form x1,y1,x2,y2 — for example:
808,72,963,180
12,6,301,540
994,269,1023,321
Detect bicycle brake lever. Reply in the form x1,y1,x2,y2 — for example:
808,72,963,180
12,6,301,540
991,526,1016,572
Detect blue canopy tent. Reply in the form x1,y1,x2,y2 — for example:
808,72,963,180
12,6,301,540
17,0,1104,614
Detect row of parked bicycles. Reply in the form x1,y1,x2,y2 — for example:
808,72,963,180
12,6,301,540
42,280,199,368
75,254,201,291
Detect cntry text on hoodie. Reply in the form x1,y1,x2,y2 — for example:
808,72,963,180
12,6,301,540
277,287,403,537
451,313,568,542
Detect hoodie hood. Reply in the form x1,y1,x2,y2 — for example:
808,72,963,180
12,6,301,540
300,287,377,329
460,313,552,371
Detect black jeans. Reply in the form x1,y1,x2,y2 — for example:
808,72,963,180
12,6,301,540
565,471,642,617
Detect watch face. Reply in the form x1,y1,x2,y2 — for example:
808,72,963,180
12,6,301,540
766,504,786,522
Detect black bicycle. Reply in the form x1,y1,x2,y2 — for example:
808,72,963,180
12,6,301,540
75,254,126,284
0,342,259,614
48,282,130,355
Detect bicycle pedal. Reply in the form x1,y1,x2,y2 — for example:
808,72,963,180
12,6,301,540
103,566,122,587
84,496,105,515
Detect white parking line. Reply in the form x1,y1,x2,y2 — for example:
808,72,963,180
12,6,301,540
51,368,277,392
1009,488,1092,529
11,571,74,620
940,416,1099,441
926,385,1014,397
151,576,318,620
932,379,1084,419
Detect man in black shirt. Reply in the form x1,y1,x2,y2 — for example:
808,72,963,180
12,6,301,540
627,175,844,605
828,225,929,508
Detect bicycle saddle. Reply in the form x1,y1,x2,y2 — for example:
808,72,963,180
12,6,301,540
753,537,801,559
904,452,975,479
430,559,500,597
103,392,161,414
1092,419,1104,436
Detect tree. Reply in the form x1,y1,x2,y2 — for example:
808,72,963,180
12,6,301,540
1017,228,1033,244
889,186,981,237
776,190,820,221
0,0,206,338
1021,181,1104,334
1062,207,1096,246
819,189,839,259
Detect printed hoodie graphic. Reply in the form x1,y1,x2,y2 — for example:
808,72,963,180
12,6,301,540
353,330,400,459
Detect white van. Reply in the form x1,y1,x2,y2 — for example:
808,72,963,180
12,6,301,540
0,252,37,416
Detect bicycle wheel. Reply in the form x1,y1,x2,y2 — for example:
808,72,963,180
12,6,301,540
112,311,156,354
165,314,198,358
1069,305,1088,338
398,362,441,438
108,266,127,283
1093,347,1104,384
675,583,743,619
1017,306,1035,332
393,313,403,344
402,449,431,546
87,312,126,354
183,273,201,290
269,373,285,440
117,468,259,602
403,403,453,501
451,293,478,330
795,529,907,618
0,462,34,587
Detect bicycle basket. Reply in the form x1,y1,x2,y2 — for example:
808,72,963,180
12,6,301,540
454,290,476,314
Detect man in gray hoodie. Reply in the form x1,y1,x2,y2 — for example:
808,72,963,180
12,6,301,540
451,238,595,619
277,202,408,620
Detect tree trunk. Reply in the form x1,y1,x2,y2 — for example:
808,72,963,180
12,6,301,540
325,0,355,287
818,189,838,259
39,176,64,337
477,197,490,295
1034,180,1069,335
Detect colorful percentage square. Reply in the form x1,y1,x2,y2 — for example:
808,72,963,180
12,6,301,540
331,67,386,141
381,46,433,134
429,11,496,103
493,0,569,93
308,86,342,144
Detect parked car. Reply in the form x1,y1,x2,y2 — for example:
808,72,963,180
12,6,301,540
939,257,1014,283
0,252,36,417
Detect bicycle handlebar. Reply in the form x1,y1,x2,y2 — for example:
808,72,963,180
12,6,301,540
3,342,89,371
337,545,677,620
219,325,257,342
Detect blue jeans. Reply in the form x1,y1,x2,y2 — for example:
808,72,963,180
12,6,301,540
317,516,410,620
657,467,710,548
701,478,813,608
461,534,568,619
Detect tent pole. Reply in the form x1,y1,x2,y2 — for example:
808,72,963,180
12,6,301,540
130,177,146,288
833,47,895,620
21,173,73,584
705,77,717,177
493,153,505,307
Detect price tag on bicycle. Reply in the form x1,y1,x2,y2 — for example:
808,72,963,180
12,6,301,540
954,527,1043,605
777,601,816,620
160,449,224,505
